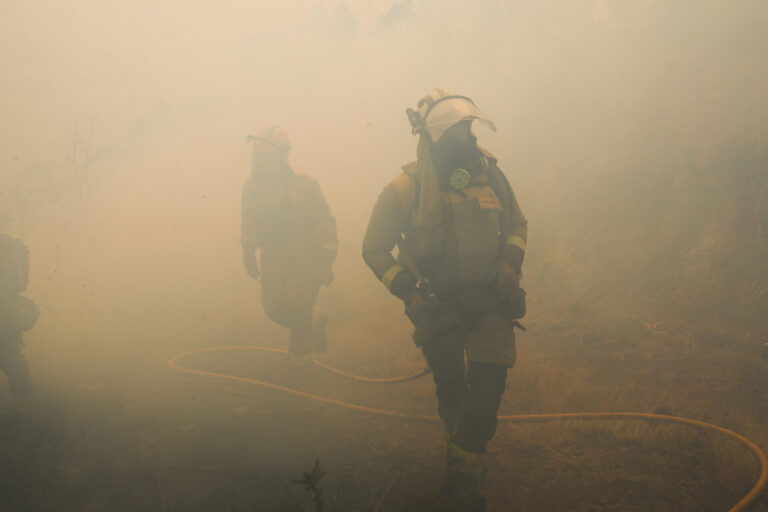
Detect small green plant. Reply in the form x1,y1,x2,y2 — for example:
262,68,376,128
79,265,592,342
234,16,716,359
292,458,327,512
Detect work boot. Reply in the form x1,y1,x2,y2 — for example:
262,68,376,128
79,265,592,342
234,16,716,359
442,442,486,512
311,314,329,354
288,325,314,367
289,320,313,358
441,471,485,512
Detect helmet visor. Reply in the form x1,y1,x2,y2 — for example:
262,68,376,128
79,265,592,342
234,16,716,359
424,97,496,142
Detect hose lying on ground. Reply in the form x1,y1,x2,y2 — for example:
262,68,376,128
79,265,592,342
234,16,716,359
168,345,768,512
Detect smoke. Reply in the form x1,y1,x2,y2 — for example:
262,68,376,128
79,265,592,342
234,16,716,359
2,0,767,408
2,3,768,510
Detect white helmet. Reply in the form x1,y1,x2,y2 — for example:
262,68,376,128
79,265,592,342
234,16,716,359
406,88,496,142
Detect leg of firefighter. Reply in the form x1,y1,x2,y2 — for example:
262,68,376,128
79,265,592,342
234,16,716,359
262,297,313,360
261,274,304,356
0,340,34,407
444,361,507,512
421,328,467,438
288,310,313,358
311,313,328,354
260,253,325,357
287,283,321,358
260,265,314,359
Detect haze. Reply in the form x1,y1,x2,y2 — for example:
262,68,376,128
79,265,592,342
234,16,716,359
1,1,767,511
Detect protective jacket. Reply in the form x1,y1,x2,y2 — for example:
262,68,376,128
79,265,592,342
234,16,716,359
241,169,338,259
363,148,527,366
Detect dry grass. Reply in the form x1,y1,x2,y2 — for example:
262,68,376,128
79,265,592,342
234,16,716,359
1,299,767,511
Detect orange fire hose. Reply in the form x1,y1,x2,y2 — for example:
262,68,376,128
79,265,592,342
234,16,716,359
168,346,768,512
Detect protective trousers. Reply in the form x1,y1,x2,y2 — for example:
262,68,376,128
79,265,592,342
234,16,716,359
421,327,507,454
259,251,321,356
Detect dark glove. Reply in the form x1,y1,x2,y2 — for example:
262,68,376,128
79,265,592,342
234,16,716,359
404,291,427,325
493,261,520,300
407,292,464,346
243,251,260,280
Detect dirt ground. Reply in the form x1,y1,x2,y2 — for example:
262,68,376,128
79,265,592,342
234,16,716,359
2,305,767,512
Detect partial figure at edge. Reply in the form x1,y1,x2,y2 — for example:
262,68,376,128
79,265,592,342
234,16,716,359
0,234,40,409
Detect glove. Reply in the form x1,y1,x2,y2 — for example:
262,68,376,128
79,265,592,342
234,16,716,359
404,291,427,325
407,292,464,346
493,261,520,300
243,251,260,280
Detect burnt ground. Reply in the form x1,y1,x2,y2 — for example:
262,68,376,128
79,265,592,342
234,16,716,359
1,315,767,512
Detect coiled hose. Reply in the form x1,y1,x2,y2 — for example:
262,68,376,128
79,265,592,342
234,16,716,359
168,346,767,512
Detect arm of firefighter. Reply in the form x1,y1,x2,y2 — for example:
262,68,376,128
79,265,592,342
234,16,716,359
496,176,527,273
240,181,260,255
307,178,339,265
485,163,527,272
362,184,417,300
501,185,527,272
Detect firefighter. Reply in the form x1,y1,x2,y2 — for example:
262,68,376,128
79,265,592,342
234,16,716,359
241,126,338,359
362,90,528,511
0,234,39,408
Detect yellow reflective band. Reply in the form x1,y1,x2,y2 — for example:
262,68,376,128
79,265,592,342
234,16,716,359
381,264,404,290
505,235,527,251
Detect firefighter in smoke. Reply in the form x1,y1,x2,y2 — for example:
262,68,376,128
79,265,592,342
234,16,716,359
0,234,39,408
362,90,527,511
241,126,338,359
